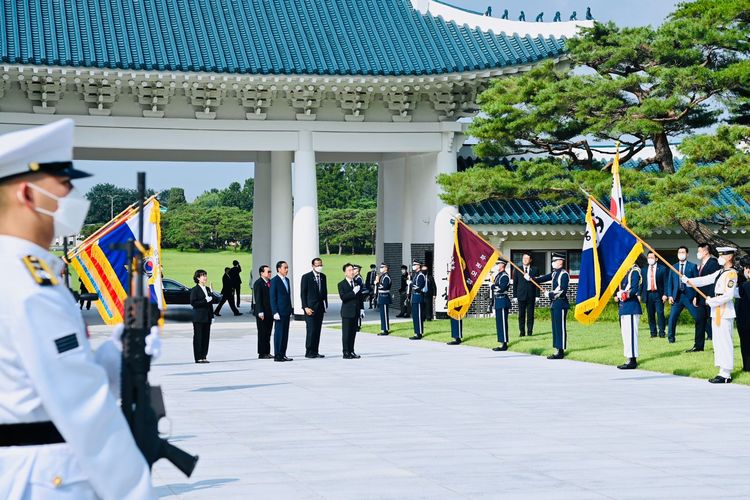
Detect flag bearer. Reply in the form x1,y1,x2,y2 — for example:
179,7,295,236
447,317,463,345
532,253,570,359
615,264,642,369
409,260,427,340
376,263,392,336
491,258,511,352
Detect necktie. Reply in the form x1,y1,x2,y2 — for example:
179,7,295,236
650,265,656,291
284,277,289,293
316,273,321,291
679,264,685,291
266,280,270,288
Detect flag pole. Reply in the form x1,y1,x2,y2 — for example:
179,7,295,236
578,187,708,300
453,216,545,292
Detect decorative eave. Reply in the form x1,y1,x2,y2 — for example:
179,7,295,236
469,224,750,240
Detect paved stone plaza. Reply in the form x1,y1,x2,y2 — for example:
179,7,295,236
88,308,750,499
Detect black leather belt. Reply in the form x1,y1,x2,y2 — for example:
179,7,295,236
0,422,65,446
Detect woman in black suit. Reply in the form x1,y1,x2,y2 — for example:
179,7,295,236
190,269,218,363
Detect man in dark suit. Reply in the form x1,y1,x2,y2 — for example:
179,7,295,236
214,267,241,316
338,263,363,359
270,260,293,362
422,265,437,321
365,264,377,309
300,257,328,359
252,265,274,359
513,252,539,337
641,251,667,338
665,246,699,343
396,265,410,317
229,259,242,308
688,243,721,352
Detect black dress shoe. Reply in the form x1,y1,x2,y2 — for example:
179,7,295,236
519,333,526,337
617,358,638,370
234,312,243,316
708,375,732,384
316,354,325,358
659,334,666,338
350,352,361,359
650,334,657,338
668,338,676,343
410,335,422,340
547,350,564,360
214,312,221,316
446,339,461,345
343,353,353,359
305,354,317,359
259,354,273,359
378,332,390,336
274,357,285,362
283,357,293,362
492,343,508,352
685,347,704,353
527,332,533,336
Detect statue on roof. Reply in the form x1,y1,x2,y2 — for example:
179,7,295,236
535,12,544,22
570,11,577,21
553,11,561,22
518,10,525,21
501,9,508,20
485,6,492,16
586,7,593,20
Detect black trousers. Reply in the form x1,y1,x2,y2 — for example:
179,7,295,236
517,299,536,335
399,292,410,317
738,323,750,371
234,285,242,307
425,296,434,321
256,316,273,356
215,290,239,315
192,322,211,361
694,303,713,349
305,309,325,356
645,291,666,337
342,317,358,354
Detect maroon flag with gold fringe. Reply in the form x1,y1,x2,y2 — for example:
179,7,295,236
447,219,499,320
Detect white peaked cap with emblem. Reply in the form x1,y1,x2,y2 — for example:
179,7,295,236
0,119,90,182
716,246,737,255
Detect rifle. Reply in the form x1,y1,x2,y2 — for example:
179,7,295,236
118,173,198,477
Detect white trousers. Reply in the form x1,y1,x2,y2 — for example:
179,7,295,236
713,318,735,376
620,314,640,359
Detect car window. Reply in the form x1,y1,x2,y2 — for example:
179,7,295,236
163,280,183,291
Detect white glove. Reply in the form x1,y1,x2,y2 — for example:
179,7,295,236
406,279,412,285
524,273,531,281
535,297,540,304
353,285,361,294
680,275,689,284
512,297,518,304
273,313,281,320
258,312,265,320
110,323,124,352
145,326,162,360
205,296,213,302
359,309,365,319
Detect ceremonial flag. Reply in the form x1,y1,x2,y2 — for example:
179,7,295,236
609,144,626,224
67,197,165,325
447,219,499,320
575,197,642,325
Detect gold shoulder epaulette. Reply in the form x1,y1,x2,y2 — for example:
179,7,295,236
22,255,59,286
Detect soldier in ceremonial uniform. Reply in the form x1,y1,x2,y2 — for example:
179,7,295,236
491,258,511,352
353,264,366,331
0,120,157,498
615,263,643,370
532,252,570,359
685,247,740,383
447,318,463,345
409,260,427,340
376,263,392,336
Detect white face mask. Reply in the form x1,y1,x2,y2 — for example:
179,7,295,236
314,266,323,273
379,267,386,272
412,265,419,271
647,258,656,266
26,184,90,238
718,257,727,266
552,260,563,270
744,269,750,280
696,252,703,261
678,253,687,262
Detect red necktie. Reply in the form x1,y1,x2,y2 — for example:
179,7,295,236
650,266,656,291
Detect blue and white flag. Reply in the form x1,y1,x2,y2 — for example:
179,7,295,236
575,197,643,325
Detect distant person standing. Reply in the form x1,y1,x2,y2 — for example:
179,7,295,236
338,263,363,359
409,260,427,340
615,263,643,370
397,265,410,317
513,252,539,337
353,264,366,332
214,267,241,316
365,264,378,309
422,265,437,321
300,257,328,359
688,243,720,352
376,263,392,335
736,256,750,372
641,251,667,338
533,253,570,359
253,265,274,359
270,261,293,362
190,269,218,363
230,259,242,308
78,277,91,310
665,246,698,343
491,258,511,351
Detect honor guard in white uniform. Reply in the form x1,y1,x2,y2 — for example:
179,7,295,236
0,120,156,499
615,264,643,370
491,259,511,352
409,260,427,340
533,252,570,359
685,247,740,383
376,263,392,336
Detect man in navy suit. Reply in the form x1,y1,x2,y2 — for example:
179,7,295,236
270,260,293,362
300,257,328,359
665,246,698,343
688,242,721,352
641,251,667,338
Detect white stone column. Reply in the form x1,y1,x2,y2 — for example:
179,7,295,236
292,131,319,317
252,152,272,278
375,160,385,265
433,134,461,316
270,151,293,280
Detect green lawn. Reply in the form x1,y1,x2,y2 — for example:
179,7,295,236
361,316,750,386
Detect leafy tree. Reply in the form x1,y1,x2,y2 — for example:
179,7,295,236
442,0,749,251
161,187,187,209
84,183,152,224
319,208,376,254
317,163,377,210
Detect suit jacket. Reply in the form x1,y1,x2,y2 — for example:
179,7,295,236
641,264,667,297
513,265,539,301
190,285,217,323
220,273,233,294
338,279,362,319
300,271,328,312
229,265,242,287
270,274,292,317
253,277,272,319
665,261,698,300
695,257,721,305
365,270,377,293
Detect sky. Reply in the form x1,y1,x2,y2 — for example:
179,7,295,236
73,0,683,200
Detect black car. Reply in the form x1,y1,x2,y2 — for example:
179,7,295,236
162,278,221,305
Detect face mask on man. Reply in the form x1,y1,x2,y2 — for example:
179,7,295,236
678,253,687,262
412,265,419,272
744,268,750,280
25,184,90,238
647,258,656,266
314,266,323,273
552,260,563,270
718,257,727,266
379,266,386,273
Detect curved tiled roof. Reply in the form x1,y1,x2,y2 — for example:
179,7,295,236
0,0,567,76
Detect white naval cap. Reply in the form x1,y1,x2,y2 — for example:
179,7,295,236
716,246,737,255
0,119,90,182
